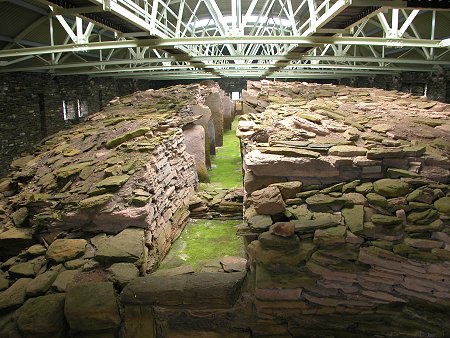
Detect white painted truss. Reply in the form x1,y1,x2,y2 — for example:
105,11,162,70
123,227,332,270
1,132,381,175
0,0,449,79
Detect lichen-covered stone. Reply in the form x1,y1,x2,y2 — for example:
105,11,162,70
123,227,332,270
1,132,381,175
387,168,420,179
305,194,348,210
259,146,321,158
373,179,410,198
291,213,342,233
96,175,130,190
46,239,87,263
78,194,113,209
355,182,373,194
0,275,8,291
407,187,435,204
434,197,450,214
107,263,140,288
247,240,315,265
366,192,389,208
342,205,364,234
51,270,78,293
26,269,60,297
313,226,346,246
371,214,403,226
94,228,145,265
406,209,439,225
54,162,92,179
16,293,67,337
105,127,150,149
64,282,121,331
8,261,36,278
0,278,32,312
26,244,47,256
258,231,300,251
248,214,273,232
367,148,406,159
342,180,361,193
11,207,28,227
0,228,33,258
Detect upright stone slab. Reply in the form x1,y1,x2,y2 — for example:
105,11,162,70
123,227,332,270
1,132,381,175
205,91,224,147
222,92,233,130
183,124,208,182
192,103,213,169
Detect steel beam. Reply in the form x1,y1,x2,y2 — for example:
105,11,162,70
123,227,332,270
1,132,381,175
0,36,445,59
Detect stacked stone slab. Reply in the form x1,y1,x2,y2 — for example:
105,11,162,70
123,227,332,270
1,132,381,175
189,186,244,219
238,80,450,336
0,83,233,336
239,80,450,200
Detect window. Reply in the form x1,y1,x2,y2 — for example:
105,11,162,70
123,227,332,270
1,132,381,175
62,99,88,121
231,91,241,100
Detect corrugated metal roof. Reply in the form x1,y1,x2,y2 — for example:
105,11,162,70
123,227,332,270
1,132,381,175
0,3,44,38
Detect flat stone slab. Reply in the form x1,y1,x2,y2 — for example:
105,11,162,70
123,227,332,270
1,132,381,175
16,293,66,337
94,228,145,265
329,145,367,157
46,239,87,263
64,281,121,332
0,228,33,258
121,272,246,308
0,278,32,312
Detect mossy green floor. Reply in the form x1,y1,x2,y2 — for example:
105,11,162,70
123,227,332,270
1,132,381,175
208,119,242,188
158,219,244,271
158,118,244,272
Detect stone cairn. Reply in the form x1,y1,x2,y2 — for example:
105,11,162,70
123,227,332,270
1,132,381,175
237,80,450,336
0,83,237,337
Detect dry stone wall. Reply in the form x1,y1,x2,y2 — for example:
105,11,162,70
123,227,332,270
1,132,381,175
238,81,450,336
239,80,450,196
0,83,233,337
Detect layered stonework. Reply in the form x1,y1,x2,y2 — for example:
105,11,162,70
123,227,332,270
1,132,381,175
0,83,236,337
239,80,450,196
238,81,450,336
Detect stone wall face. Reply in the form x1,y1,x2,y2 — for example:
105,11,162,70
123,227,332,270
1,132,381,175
239,80,450,197
238,81,450,336
340,70,450,103
0,73,144,177
0,82,248,338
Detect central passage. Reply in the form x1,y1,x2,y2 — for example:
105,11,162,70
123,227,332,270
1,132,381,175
156,118,245,274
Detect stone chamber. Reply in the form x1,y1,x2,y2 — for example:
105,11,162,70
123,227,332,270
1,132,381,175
0,77,449,337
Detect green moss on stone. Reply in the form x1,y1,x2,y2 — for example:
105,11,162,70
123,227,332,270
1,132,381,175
96,175,130,190
55,162,92,179
158,219,244,271
105,128,150,149
79,194,113,209
209,119,242,189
